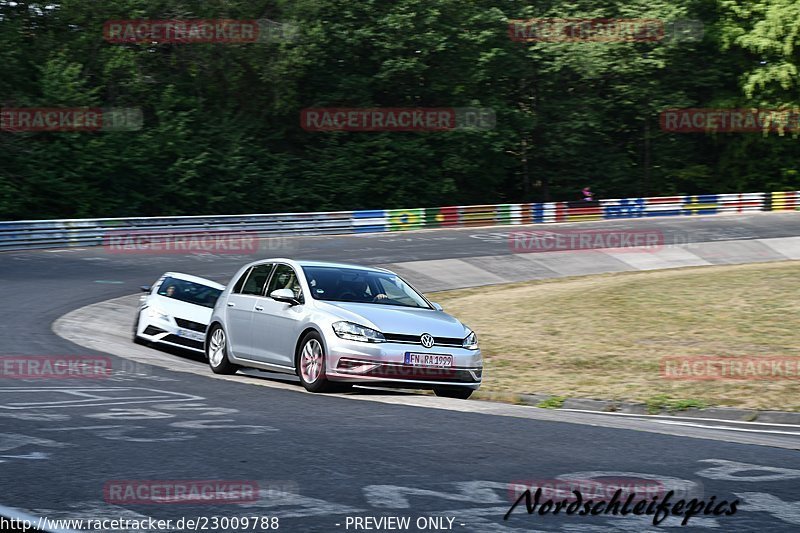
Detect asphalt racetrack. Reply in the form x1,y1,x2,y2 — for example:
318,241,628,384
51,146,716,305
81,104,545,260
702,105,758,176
1,213,800,532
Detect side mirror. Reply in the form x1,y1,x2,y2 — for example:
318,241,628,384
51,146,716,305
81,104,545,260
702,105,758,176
140,285,151,293
431,302,443,311
270,288,299,305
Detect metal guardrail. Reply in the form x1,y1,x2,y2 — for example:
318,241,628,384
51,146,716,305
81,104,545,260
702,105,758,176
0,191,797,251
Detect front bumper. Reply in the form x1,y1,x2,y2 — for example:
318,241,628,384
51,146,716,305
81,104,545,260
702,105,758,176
139,315,207,353
324,336,483,389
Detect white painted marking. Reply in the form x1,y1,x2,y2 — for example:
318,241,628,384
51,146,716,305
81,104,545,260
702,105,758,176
41,424,194,442
734,492,800,525
559,408,800,428
656,420,800,436
41,425,132,431
0,433,69,452
238,489,365,519
696,459,800,481
169,419,278,434
152,403,238,416
364,481,508,509
0,412,71,421
0,452,50,460
0,387,202,409
85,408,176,420
91,425,194,443
555,471,701,496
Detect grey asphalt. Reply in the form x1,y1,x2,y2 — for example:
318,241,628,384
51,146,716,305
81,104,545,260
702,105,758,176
1,212,799,532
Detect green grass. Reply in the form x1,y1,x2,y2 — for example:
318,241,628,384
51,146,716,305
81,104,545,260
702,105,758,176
430,261,800,411
537,396,566,409
646,395,707,414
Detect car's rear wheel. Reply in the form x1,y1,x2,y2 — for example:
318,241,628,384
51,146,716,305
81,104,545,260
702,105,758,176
207,325,240,375
433,386,474,400
297,331,338,393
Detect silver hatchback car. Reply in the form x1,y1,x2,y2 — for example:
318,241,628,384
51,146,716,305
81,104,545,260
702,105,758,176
205,259,482,398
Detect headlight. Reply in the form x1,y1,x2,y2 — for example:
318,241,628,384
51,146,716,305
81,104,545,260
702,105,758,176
463,330,478,350
148,307,171,322
332,321,385,343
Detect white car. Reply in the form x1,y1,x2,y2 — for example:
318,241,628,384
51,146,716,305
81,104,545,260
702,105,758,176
134,272,225,352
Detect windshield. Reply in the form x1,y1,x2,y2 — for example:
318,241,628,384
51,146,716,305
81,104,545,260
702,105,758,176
157,276,222,309
302,266,430,309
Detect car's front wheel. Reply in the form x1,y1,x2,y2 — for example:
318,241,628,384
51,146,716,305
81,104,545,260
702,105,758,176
207,325,240,375
433,386,474,400
296,331,338,393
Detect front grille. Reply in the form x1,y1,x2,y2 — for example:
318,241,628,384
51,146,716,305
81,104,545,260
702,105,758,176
163,334,204,350
336,359,480,383
174,318,207,333
383,333,464,347
359,366,479,383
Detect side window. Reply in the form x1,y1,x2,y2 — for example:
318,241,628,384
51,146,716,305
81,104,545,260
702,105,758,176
377,276,414,304
152,276,166,294
231,268,251,294
240,264,274,296
267,264,304,302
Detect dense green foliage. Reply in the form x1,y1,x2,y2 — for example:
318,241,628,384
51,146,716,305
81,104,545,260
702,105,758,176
1,0,799,219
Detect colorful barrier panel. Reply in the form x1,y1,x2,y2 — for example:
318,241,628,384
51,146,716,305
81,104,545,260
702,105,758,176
388,208,425,231
1,190,798,251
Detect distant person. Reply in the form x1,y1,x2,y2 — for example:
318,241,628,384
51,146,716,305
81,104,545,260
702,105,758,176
582,186,594,201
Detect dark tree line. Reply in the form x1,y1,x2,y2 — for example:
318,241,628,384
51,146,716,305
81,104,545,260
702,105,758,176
1,0,799,219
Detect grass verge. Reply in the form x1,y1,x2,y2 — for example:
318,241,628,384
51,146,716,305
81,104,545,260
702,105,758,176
429,261,800,411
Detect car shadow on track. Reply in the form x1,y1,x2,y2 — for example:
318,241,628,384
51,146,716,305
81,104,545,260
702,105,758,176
141,342,415,397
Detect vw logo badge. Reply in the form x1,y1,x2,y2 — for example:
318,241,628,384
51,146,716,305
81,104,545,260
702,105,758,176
420,333,434,348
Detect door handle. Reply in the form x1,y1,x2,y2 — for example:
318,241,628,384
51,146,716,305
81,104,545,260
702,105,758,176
227,302,235,307
255,306,264,311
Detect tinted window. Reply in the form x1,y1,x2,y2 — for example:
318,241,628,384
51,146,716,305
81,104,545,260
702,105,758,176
301,266,429,308
267,264,303,302
157,277,222,309
240,264,273,296
231,268,251,294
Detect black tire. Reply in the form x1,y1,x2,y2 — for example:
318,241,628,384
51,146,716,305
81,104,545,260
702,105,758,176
296,331,337,393
433,386,474,400
206,325,240,375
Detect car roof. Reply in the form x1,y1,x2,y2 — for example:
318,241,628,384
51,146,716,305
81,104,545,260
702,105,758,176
250,258,393,274
160,272,226,290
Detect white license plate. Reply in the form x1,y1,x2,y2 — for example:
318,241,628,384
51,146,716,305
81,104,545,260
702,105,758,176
177,329,205,342
404,352,453,367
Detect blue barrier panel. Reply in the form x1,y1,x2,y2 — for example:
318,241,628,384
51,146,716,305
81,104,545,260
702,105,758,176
351,210,387,233
604,198,646,219
532,203,545,223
